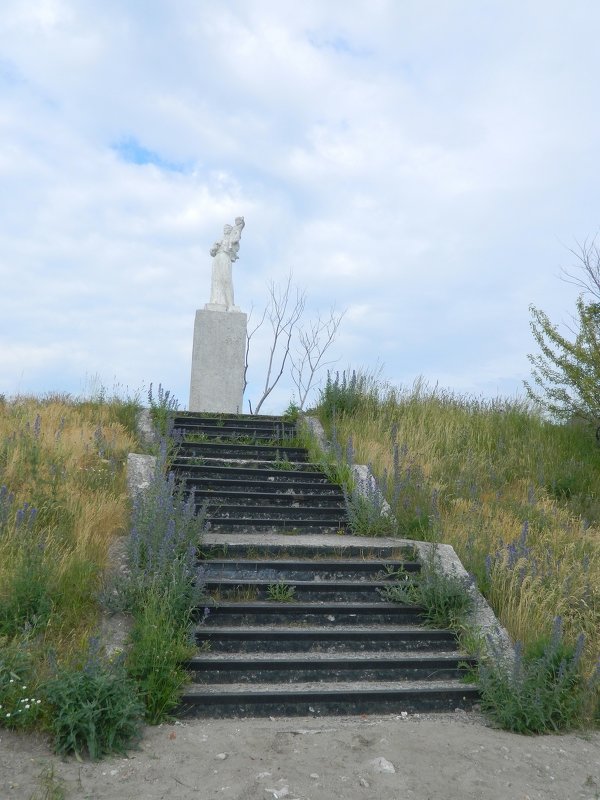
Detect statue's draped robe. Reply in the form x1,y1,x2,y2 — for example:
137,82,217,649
210,250,234,308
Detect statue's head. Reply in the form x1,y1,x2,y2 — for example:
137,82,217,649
234,216,244,226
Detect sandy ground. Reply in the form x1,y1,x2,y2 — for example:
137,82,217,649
1,711,599,800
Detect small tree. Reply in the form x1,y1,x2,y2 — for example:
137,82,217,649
290,308,345,410
244,274,344,414
525,295,600,424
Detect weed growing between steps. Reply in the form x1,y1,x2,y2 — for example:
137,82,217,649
266,582,296,602
380,552,474,629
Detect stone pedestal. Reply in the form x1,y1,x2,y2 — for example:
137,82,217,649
189,309,247,413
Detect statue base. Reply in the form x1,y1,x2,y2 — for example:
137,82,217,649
204,302,242,313
189,309,247,413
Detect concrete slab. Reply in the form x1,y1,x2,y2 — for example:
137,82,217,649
189,308,247,413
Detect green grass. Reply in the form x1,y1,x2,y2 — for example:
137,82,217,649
315,370,600,727
0,389,207,754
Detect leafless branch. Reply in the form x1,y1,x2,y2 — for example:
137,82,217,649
243,303,267,394
290,308,345,409
252,273,306,415
561,236,600,301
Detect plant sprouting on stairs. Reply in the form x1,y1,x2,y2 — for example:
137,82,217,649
381,551,474,630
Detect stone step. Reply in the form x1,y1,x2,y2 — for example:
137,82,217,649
173,461,325,477
200,601,422,626
205,504,347,522
176,424,296,440
186,652,476,684
185,477,343,496
200,542,418,561
174,413,295,431
190,489,346,507
205,520,348,534
204,578,408,602
177,680,480,718
177,442,309,461
195,625,457,653
198,559,418,581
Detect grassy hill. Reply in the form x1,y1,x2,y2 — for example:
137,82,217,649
314,372,600,702
0,381,598,752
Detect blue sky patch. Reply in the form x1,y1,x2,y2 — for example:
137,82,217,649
111,137,187,172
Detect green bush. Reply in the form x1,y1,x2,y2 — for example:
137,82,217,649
148,383,179,436
43,640,144,759
318,369,380,422
381,556,474,629
479,618,596,733
113,449,206,723
344,490,399,537
126,585,193,724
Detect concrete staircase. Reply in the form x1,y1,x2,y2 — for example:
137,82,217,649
170,412,478,718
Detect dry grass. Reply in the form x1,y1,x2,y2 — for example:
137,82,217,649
0,395,139,648
322,377,600,677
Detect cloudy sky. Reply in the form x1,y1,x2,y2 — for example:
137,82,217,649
1,0,599,412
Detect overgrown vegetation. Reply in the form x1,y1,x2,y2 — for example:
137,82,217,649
315,369,600,729
116,444,207,722
44,639,143,759
0,391,144,754
479,617,597,733
0,389,206,756
525,240,600,425
381,554,474,629
148,382,179,436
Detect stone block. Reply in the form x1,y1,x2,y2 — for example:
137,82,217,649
189,309,247,413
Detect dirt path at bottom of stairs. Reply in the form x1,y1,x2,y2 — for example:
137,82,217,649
1,710,598,800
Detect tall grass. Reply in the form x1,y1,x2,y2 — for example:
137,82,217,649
317,371,600,721
0,392,144,751
0,395,139,645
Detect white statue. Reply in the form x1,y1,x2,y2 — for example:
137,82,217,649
207,216,245,311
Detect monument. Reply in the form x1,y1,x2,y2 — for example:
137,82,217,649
189,217,247,413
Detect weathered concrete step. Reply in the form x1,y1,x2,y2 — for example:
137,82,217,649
206,504,347,522
177,442,309,461
174,412,295,429
195,626,457,652
177,681,479,718
204,578,408,601
200,601,422,626
172,463,326,479
191,489,346,506
186,653,476,683
205,520,348,534
201,540,419,561
185,481,344,500
176,423,296,439
198,559,419,581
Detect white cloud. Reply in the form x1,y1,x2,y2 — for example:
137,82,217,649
0,0,599,409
